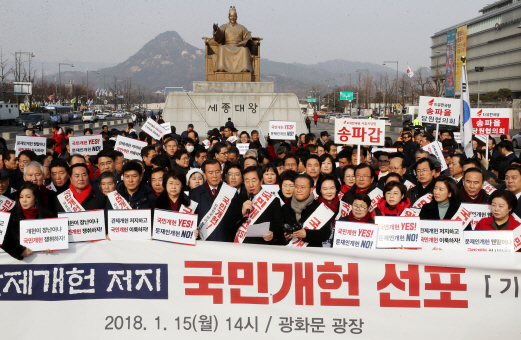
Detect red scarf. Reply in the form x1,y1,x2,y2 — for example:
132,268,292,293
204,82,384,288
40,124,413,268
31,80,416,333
22,207,38,220
341,184,351,194
318,195,340,214
70,183,92,204
461,187,484,204
347,210,372,223
355,186,370,194
169,197,180,212
374,197,411,217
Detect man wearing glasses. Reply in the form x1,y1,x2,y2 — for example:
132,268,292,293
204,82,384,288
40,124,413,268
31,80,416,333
341,163,378,205
212,142,229,169
402,130,417,167
377,153,390,179
407,157,436,206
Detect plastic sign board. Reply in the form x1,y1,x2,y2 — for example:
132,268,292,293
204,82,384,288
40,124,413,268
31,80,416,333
115,135,148,160
69,134,103,155
0,211,10,245
59,210,106,243
333,221,378,249
375,216,421,249
15,135,47,156
460,204,492,230
334,118,385,145
465,230,514,252
340,92,354,101
20,217,69,252
422,142,448,172
420,220,465,251
108,209,152,241
269,120,296,140
153,209,197,246
418,96,461,126
471,108,510,135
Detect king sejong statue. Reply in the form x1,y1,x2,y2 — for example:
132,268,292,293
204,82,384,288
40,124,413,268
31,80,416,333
212,6,253,73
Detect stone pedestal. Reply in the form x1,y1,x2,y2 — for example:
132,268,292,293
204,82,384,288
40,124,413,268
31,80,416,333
162,82,304,138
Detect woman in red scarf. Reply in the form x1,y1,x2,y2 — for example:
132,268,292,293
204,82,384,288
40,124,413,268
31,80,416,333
339,193,374,223
372,181,411,218
316,174,342,247
1,183,55,260
339,165,356,198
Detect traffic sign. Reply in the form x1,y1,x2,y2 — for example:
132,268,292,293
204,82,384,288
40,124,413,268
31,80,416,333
307,97,317,103
340,92,353,101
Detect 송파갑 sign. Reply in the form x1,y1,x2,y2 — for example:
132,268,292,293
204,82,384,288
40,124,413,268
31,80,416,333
334,119,385,145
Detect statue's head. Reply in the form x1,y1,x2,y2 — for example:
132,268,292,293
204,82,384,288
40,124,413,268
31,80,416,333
228,6,237,24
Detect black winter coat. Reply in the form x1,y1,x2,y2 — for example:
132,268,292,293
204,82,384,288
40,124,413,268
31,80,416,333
341,183,378,205
419,199,461,220
281,199,331,247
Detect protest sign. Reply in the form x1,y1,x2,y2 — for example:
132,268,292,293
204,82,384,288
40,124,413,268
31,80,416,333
58,210,106,243
142,118,169,140
153,209,197,246
453,131,461,144
334,119,385,145
69,134,103,155
0,211,10,245
375,216,421,249
422,142,448,171
371,148,397,154
418,96,460,126
20,217,68,251
465,230,514,252
15,135,46,156
368,188,383,212
160,122,171,134
482,182,496,195
269,120,296,140
400,208,420,217
461,203,492,230
202,139,211,149
333,221,378,249
262,184,279,195
420,220,465,251
237,143,249,155
115,135,148,160
227,136,238,143
471,108,510,135
0,195,15,212
513,227,521,252
108,209,152,240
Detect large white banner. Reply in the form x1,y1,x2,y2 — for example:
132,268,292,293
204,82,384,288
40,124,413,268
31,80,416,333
1,241,521,338
69,134,103,155
334,119,385,145
15,135,47,156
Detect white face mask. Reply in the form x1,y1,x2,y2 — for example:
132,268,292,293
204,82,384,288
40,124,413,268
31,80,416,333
187,146,194,153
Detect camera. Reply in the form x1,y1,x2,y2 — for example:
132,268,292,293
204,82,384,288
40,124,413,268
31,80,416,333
283,221,302,235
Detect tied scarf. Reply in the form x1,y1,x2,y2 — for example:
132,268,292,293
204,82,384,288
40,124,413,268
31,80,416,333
341,184,351,194
291,193,315,221
70,183,92,204
21,207,38,220
374,197,411,217
461,187,484,204
318,195,340,214
355,186,370,194
169,196,180,212
347,210,372,223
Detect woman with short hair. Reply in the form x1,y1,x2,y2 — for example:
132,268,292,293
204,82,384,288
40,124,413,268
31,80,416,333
372,181,410,217
419,176,461,220
475,190,520,231
339,193,374,223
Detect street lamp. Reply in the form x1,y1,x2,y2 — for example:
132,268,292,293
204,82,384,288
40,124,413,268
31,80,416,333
58,63,74,101
355,69,368,112
383,61,398,114
86,70,99,105
475,66,485,108
14,52,35,82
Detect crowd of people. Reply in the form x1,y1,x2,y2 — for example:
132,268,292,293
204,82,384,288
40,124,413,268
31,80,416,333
1,119,520,260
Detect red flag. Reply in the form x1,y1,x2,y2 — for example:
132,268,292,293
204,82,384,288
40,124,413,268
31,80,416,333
48,94,54,101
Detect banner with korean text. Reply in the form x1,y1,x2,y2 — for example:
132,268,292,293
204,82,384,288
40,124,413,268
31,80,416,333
15,135,47,156
115,136,148,160
69,134,103,155
445,29,457,97
269,120,296,140
334,119,385,145
418,96,461,126
1,241,521,338
470,108,510,136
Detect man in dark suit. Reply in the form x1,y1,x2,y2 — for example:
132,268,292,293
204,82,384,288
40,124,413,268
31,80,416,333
488,136,501,161
189,159,240,242
401,131,417,167
497,140,517,180
505,165,521,218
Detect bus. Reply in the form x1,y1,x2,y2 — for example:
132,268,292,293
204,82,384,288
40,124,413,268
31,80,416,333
41,105,74,123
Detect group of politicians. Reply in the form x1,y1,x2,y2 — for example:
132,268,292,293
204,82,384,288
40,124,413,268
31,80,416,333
1,119,521,260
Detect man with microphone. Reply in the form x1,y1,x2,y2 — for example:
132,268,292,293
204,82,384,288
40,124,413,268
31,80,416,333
228,166,284,245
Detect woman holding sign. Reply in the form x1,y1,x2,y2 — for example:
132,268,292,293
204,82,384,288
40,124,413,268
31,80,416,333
475,190,520,231
1,183,55,260
372,181,411,217
152,170,199,219
419,176,462,220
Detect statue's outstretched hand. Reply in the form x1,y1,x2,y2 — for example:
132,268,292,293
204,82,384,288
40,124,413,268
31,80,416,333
213,23,219,32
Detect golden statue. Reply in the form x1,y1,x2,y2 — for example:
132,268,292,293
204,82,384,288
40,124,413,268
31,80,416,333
203,6,261,82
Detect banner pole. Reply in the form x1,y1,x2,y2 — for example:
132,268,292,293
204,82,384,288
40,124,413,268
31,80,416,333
486,135,489,167
435,123,439,143
357,144,361,166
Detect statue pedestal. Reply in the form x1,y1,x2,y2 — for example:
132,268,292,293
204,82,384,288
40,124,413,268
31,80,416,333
162,81,303,137
214,71,253,82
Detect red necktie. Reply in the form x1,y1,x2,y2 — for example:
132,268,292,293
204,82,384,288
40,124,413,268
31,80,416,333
211,189,216,198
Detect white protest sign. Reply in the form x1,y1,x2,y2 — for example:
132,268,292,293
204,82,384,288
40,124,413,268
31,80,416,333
422,142,448,172
368,188,383,212
258,128,267,147
58,210,106,243
513,227,521,252
483,181,496,195
20,217,69,251
475,134,487,144
471,108,510,135
69,134,103,155
202,139,210,149
420,220,465,251
227,136,238,143
153,209,197,246
465,230,514,252
108,209,152,240
334,119,385,145
400,208,420,217
262,184,279,196
115,135,148,160
375,216,421,249
237,143,249,155
269,120,297,140
461,203,492,230
142,118,168,140
0,211,10,245
161,122,171,134
418,96,460,126
15,135,47,156
333,221,378,249
453,131,461,144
